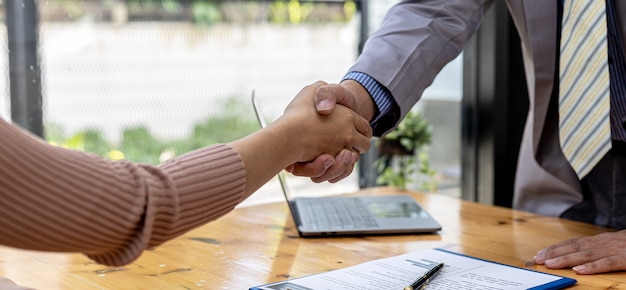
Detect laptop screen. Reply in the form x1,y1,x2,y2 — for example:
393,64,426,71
251,92,299,207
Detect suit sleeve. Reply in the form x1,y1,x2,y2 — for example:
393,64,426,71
349,0,494,134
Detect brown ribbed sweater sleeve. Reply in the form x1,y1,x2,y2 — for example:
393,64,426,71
0,119,246,266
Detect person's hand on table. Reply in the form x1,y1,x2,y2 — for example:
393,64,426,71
533,230,626,274
285,81,376,183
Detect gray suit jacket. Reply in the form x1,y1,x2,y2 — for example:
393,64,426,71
349,0,626,216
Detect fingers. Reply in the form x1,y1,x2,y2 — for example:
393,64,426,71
533,237,584,265
315,84,357,115
285,80,329,114
570,256,625,274
539,248,626,274
328,155,358,183
291,150,359,183
533,231,626,274
314,150,360,183
352,136,371,156
287,154,336,177
534,233,611,264
353,114,373,153
355,109,373,138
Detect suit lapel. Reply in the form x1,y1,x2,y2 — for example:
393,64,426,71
507,0,558,151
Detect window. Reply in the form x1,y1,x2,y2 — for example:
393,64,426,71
366,0,462,197
3,1,463,205
4,1,362,207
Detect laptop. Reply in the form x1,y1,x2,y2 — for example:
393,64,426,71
251,92,441,236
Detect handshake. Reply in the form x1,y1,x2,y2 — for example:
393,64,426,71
278,80,376,183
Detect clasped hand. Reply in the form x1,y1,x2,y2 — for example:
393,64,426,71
279,81,372,172
283,81,372,183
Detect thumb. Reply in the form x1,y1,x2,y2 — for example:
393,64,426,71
315,84,357,115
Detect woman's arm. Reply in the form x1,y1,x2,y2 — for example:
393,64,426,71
0,81,371,266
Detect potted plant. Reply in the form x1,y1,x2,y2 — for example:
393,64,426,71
374,110,437,191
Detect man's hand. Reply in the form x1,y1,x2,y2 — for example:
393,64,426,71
285,149,359,183
314,81,375,120
533,230,626,274
285,81,375,183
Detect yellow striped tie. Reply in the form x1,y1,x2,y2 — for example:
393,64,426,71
559,0,611,179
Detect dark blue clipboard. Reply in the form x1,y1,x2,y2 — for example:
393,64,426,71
433,248,576,290
250,248,577,290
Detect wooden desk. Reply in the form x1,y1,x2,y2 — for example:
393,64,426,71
1,187,625,289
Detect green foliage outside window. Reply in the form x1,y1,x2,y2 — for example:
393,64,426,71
46,97,258,164
374,110,438,192
190,1,221,24
39,0,356,25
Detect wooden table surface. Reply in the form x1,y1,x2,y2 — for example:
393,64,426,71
1,187,625,289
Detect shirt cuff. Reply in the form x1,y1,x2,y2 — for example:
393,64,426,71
342,71,396,135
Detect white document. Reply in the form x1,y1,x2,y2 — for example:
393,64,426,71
250,248,576,290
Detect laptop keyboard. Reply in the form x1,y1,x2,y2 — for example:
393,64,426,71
300,197,379,229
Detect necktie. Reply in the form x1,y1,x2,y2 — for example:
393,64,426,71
559,0,612,179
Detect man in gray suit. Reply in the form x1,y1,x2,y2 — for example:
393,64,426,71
288,0,626,274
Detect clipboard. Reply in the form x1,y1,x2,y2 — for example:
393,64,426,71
250,248,576,290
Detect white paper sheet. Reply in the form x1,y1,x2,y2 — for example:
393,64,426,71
250,248,576,290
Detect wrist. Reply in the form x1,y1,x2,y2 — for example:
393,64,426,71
271,115,311,163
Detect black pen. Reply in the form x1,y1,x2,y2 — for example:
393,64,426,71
404,262,444,290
